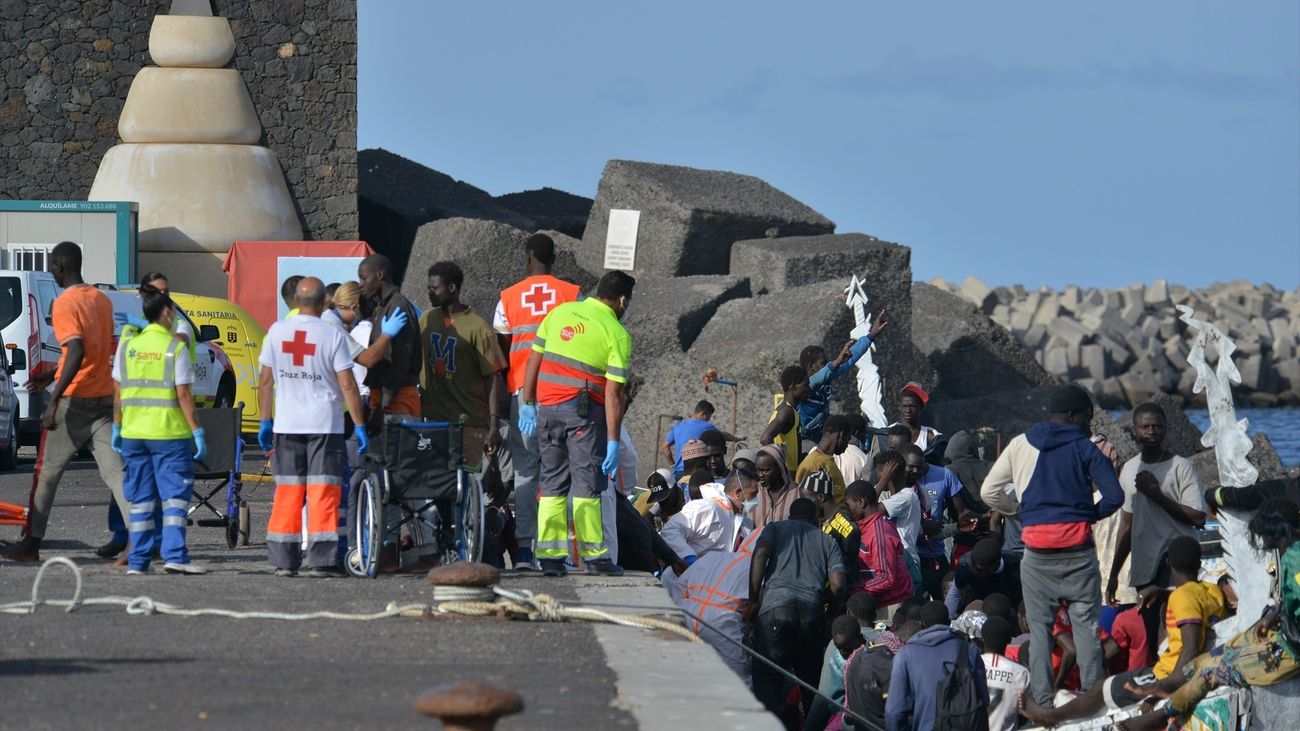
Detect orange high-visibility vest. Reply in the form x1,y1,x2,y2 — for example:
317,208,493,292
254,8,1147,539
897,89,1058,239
499,275,581,394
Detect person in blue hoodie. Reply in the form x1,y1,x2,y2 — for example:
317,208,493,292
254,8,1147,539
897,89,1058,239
978,384,1125,706
885,600,989,731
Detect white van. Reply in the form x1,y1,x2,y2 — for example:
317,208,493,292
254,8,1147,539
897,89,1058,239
0,270,63,444
0,270,233,444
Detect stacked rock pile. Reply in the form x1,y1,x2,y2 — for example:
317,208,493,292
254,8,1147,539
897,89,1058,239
930,276,1300,408
397,159,933,466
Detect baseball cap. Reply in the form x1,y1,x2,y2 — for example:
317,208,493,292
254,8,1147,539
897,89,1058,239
731,448,758,466
900,382,929,405
646,468,675,504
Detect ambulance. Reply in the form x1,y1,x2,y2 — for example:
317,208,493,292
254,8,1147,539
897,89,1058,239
0,270,235,444
168,292,267,433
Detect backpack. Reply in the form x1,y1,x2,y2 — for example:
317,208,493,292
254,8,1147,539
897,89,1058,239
843,643,895,730
933,638,988,731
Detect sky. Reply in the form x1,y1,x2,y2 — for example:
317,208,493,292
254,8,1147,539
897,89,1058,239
358,1,1300,291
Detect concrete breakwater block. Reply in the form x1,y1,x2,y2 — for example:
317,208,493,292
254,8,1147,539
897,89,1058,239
579,160,835,278
689,261,928,417
929,278,1300,407
625,351,784,471
401,218,596,318
359,149,534,283
730,233,901,296
927,385,1060,442
620,275,751,355
911,282,1054,401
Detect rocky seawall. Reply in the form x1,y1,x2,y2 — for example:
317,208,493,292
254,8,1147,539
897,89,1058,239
929,276,1300,408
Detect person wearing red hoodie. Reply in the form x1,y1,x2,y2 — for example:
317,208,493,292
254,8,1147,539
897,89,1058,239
980,384,1125,706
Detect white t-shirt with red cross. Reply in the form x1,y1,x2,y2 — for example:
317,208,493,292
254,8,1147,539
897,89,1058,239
259,314,355,435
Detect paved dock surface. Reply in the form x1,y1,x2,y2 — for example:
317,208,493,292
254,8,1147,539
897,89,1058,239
0,447,775,731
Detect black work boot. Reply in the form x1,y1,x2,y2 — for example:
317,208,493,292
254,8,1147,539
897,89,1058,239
584,559,624,577
0,536,41,562
539,558,567,577
95,540,127,559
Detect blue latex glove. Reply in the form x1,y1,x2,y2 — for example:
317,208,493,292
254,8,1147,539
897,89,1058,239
601,439,621,477
111,423,122,454
192,427,207,462
682,554,697,568
518,402,537,438
355,425,370,455
257,419,274,452
380,309,408,338
114,311,148,330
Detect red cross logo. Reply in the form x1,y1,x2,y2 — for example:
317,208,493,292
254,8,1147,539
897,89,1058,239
521,283,557,317
282,330,316,366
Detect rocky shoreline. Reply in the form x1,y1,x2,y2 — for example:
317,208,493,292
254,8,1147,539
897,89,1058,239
929,276,1300,408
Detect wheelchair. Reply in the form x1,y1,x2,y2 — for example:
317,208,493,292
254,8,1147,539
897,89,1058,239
186,404,247,549
346,417,485,578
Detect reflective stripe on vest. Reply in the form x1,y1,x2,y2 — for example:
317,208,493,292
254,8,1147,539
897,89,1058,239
534,298,629,407
500,275,581,394
119,326,191,440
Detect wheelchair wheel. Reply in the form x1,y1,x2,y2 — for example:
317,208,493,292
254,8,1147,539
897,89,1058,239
347,474,383,578
456,472,485,563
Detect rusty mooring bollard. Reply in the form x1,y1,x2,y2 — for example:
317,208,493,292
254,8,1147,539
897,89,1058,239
426,561,501,588
414,681,524,731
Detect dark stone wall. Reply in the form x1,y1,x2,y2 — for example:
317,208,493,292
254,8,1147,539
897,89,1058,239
0,0,357,240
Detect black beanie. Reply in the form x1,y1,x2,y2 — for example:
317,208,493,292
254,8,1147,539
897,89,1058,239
1050,384,1094,414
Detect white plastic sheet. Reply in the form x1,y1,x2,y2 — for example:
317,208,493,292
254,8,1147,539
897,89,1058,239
844,274,887,428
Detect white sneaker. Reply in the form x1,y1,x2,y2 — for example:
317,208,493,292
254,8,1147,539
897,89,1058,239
163,562,208,575
126,567,148,575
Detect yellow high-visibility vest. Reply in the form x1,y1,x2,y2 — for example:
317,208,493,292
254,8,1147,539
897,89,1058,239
119,324,190,440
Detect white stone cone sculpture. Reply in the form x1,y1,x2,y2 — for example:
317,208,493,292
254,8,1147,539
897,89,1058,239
88,2,301,295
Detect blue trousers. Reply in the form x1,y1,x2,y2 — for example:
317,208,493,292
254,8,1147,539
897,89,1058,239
122,438,195,570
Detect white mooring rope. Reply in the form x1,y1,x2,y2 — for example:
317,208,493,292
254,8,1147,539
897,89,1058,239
0,557,700,643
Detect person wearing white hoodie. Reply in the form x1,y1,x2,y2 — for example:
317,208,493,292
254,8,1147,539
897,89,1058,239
659,469,757,594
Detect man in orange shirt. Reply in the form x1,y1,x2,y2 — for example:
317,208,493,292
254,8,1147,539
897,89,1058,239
1,242,127,562
493,234,581,570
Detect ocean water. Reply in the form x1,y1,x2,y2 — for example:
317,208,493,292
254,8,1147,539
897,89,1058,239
1184,408,1299,469
1111,407,1299,467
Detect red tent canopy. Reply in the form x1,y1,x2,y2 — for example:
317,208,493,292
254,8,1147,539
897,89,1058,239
223,241,375,329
